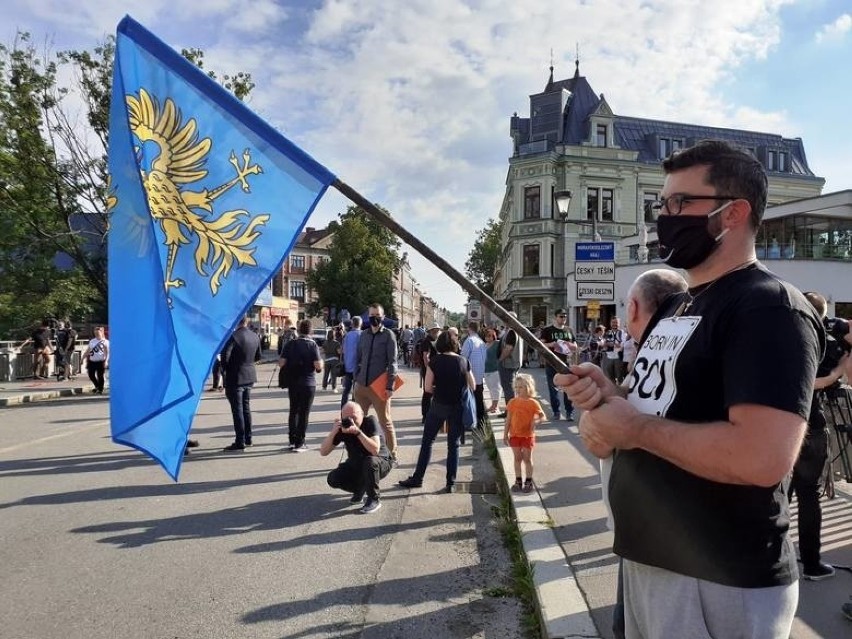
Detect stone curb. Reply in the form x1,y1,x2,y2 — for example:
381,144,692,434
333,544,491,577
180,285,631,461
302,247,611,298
0,356,282,408
0,386,90,407
491,419,602,639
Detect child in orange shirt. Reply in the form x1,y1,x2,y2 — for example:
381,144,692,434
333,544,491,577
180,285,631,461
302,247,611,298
503,373,545,493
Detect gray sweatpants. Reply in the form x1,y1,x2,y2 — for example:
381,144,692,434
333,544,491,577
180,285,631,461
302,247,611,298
623,559,797,639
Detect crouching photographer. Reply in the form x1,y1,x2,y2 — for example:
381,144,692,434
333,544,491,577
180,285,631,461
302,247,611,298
320,401,393,514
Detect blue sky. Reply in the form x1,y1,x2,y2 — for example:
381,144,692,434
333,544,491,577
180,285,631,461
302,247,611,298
1,0,850,313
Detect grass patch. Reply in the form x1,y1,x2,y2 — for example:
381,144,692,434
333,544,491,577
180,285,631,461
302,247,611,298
483,585,514,598
481,423,542,639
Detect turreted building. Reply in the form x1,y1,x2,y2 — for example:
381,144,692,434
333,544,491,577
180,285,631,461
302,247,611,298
493,62,837,330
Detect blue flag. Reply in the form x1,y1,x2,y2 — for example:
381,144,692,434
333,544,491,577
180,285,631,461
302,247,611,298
107,16,335,479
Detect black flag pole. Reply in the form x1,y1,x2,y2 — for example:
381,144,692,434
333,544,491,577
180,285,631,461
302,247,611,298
332,178,571,375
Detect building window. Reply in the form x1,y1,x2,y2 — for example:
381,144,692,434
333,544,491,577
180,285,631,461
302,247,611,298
643,191,658,224
586,187,614,221
524,186,541,219
601,189,614,221
596,124,607,147
290,254,306,272
767,150,788,172
658,137,683,159
290,280,305,301
586,188,599,222
272,272,284,297
522,244,540,277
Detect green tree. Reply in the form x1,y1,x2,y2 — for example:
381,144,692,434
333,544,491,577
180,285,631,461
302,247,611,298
180,48,255,101
465,217,504,297
306,205,401,322
0,34,96,337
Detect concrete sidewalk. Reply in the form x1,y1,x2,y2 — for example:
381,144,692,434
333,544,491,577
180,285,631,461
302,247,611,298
0,375,96,406
0,350,280,406
498,365,852,639
4,361,852,638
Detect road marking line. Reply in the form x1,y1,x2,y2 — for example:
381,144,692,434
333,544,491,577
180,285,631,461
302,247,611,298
0,420,109,454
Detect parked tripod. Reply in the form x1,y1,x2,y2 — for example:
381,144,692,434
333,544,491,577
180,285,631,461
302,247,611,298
822,384,852,483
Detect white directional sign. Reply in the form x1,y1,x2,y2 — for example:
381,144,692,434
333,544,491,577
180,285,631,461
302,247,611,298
575,261,615,282
577,282,615,301
467,300,482,321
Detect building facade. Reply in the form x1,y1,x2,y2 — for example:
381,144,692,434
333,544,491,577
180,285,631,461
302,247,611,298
263,226,449,329
493,63,828,330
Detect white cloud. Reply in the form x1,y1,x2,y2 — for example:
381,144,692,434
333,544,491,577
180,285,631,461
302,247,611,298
815,13,852,43
0,0,813,312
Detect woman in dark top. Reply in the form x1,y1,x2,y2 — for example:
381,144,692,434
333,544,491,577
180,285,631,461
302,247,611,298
281,319,323,452
398,330,475,493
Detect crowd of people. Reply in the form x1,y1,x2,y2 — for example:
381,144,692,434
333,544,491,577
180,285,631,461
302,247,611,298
15,320,110,393
23,136,849,636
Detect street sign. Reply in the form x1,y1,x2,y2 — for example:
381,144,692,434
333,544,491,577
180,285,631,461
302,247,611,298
575,261,615,281
577,282,615,301
467,301,481,321
587,308,601,320
587,301,601,311
575,242,615,261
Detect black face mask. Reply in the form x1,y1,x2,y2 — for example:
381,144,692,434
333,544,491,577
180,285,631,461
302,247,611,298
369,316,382,328
656,203,730,270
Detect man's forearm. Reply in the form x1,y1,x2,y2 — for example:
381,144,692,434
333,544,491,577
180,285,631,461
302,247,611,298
319,430,338,456
630,412,804,487
357,433,380,456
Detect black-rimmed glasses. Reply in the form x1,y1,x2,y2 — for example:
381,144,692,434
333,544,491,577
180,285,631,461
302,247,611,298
650,194,743,218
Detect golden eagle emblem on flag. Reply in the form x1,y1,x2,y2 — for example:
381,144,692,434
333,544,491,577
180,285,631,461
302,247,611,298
121,88,270,296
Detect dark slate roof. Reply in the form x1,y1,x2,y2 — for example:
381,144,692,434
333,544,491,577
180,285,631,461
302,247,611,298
614,116,817,176
297,226,333,246
562,76,603,146
514,70,819,178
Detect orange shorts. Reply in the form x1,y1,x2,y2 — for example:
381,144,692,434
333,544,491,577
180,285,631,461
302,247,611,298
509,436,535,449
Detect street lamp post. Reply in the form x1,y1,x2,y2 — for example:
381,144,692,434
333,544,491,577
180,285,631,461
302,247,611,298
554,190,573,310
554,189,601,241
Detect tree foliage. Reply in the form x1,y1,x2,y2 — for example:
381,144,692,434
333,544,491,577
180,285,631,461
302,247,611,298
306,205,401,321
0,33,253,338
180,48,255,101
465,217,504,296
0,34,98,337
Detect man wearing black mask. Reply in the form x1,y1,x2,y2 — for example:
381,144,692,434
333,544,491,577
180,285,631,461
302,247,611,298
556,140,824,638
353,303,399,462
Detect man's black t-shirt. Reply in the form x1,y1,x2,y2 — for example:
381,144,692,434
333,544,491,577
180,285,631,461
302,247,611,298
611,264,823,588
603,328,623,353
333,415,390,461
32,328,51,350
539,325,575,364
417,338,438,371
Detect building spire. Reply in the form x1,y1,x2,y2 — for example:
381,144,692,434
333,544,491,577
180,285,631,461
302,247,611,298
574,43,580,79
546,47,554,90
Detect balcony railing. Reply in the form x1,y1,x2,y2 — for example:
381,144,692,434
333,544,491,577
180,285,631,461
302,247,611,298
611,242,851,266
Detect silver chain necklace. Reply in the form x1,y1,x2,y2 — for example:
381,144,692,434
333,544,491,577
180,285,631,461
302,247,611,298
674,259,757,317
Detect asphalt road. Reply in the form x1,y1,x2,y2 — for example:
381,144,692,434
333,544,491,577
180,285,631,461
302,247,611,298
0,369,524,639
